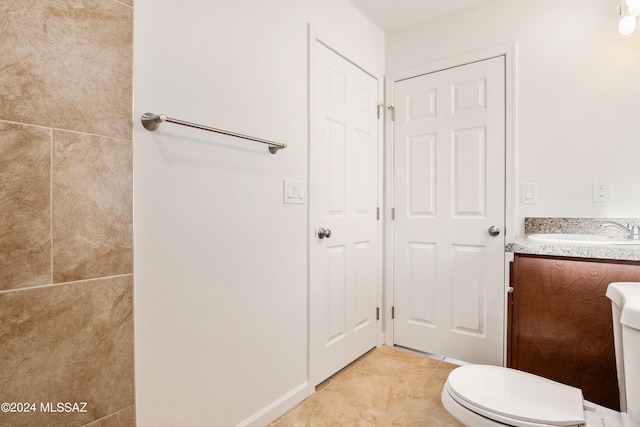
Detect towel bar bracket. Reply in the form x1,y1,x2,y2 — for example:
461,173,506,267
141,113,165,131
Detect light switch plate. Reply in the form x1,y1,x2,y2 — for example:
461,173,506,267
521,183,537,204
283,179,305,204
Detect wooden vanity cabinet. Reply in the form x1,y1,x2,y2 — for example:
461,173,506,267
508,254,640,411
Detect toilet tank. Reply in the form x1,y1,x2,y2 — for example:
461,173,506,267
621,292,640,425
606,282,640,423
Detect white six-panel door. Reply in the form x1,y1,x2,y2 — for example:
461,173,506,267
392,57,506,365
309,41,379,386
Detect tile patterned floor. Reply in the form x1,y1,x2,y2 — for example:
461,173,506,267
268,345,465,426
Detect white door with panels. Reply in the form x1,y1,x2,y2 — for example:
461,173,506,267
392,56,506,365
309,40,380,386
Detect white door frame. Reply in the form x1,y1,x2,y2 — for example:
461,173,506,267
307,24,385,387
383,44,518,362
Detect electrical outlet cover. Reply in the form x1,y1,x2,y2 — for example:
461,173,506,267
592,180,610,202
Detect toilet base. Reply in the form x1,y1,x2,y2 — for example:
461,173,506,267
583,402,626,427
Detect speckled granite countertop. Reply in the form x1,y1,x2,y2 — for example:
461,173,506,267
506,238,640,261
506,217,640,262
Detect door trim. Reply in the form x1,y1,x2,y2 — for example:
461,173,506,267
383,43,518,355
307,24,385,386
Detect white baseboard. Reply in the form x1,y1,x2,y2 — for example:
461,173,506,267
236,381,313,427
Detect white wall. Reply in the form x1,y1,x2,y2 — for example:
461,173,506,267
386,0,640,235
133,1,383,426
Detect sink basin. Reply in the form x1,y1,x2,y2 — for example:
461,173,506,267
528,234,640,245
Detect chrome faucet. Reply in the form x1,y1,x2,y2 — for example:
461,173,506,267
599,220,640,240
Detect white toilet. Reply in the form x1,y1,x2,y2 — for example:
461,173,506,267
441,282,640,427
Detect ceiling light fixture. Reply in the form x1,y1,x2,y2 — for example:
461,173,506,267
619,0,640,36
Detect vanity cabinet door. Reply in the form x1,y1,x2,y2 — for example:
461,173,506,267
509,254,640,411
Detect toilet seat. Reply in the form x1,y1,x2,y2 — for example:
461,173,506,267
445,365,586,426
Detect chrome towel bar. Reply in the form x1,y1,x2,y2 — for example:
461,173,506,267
141,112,287,154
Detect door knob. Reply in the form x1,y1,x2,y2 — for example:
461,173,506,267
488,226,501,236
317,228,332,239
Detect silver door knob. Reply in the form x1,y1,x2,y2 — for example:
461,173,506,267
488,226,501,236
317,228,332,239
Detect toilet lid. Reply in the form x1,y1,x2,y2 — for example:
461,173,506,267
447,365,585,426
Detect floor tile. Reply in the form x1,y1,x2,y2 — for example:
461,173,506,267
269,345,463,426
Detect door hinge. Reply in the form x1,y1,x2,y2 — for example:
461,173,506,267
391,306,395,319
376,307,380,320
391,207,395,220
376,207,380,220
388,105,395,121
377,103,384,119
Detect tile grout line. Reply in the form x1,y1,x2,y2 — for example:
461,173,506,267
0,118,131,143
308,349,381,425
344,346,435,426
81,404,135,426
111,0,133,10
49,127,54,284
0,273,134,296
387,359,444,424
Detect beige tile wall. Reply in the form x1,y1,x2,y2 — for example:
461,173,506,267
0,1,135,426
